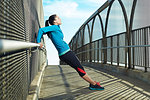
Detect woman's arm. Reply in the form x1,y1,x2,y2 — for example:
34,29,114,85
36,25,58,43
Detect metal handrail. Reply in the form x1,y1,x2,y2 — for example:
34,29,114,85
0,39,40,53
76,44,150,55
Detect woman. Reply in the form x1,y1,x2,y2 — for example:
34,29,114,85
37,14,104,90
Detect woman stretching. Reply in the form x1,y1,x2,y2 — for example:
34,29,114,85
37,14,104,90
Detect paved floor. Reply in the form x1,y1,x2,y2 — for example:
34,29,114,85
39,65,150,100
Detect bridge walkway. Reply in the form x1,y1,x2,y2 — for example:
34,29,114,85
39,65,150,100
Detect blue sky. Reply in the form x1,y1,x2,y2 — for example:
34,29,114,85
42,0,107,65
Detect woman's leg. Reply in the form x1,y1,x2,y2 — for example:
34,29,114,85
59,51,96,85
82,74,96,85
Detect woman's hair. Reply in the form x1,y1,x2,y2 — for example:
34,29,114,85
45,14,57,27
45,14,57,38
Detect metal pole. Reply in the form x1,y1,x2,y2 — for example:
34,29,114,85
0,39,40,53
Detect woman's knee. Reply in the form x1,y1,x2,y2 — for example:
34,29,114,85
76,67,86,77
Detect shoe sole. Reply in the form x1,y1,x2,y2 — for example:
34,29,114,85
89,87,104,90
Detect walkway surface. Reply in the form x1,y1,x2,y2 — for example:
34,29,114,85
39,65,150,100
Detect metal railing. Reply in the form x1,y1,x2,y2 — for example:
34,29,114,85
74,26,150,72
68,0,150,72
0,0,47,100
0,39,40,53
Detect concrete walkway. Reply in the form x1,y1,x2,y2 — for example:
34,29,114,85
39,65,150,100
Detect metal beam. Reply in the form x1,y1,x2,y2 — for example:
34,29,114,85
0,39,40,53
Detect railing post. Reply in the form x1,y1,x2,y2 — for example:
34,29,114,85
97,40,100,63
127,36,132,69
89,43,92,62
94,42,96,62
127,22,132,69
81,47,83,62
102,36,107,64
128,0,137,69
125,34,127,68
132,30,135,69
111,36,113,65
117,35,119,66
144,28,147,72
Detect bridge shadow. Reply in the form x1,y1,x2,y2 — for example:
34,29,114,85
39,65,150,100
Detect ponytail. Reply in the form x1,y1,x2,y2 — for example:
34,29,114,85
45,20,49,27
45,14,57,37
45,20,50,37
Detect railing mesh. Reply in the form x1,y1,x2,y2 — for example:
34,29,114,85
0,0,46,100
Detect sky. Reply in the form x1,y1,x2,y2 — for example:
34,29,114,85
42,0,107,65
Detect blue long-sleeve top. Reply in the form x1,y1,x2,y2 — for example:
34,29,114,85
37,25,70,56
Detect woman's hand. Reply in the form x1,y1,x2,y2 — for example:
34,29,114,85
38,43,43,48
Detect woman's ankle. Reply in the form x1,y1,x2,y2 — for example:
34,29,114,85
81,74,96,85
91,81,96,85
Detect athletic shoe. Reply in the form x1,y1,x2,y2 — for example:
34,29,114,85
89,82,104,90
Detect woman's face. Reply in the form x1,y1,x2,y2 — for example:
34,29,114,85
54,15,62,25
